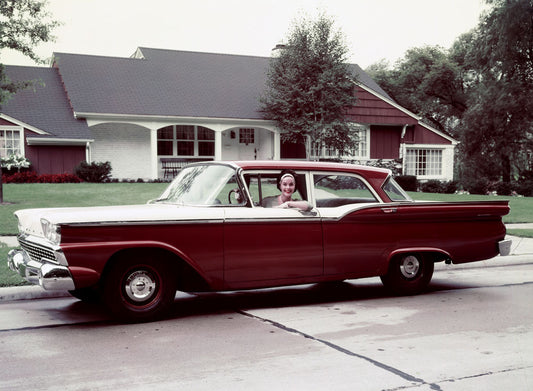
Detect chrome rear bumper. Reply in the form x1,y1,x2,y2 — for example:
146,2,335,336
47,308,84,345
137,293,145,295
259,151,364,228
8,249,75,291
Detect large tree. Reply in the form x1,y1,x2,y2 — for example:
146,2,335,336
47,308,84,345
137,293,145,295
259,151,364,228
260,13,357,159
366,45,466,136
367,0,533,184
0,0,58,203
459,0,533,183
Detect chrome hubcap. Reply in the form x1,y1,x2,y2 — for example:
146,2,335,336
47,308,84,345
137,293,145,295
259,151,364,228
399,255,420,279
124,270,157,302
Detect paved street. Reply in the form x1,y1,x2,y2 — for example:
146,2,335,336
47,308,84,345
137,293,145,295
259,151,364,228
0,254,532,391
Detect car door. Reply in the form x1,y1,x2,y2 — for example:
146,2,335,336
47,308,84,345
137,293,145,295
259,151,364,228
313,172,392,278
223,172,323,287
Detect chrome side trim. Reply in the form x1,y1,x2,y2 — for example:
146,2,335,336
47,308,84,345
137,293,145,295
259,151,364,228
62,219,223,227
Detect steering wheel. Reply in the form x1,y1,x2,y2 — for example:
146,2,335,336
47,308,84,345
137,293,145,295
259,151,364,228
228,188,241,204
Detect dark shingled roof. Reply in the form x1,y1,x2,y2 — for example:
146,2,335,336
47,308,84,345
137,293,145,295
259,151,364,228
1,65,91,140
54,47,392,120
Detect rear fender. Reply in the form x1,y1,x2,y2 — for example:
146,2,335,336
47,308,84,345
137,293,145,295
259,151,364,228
388,248,451,264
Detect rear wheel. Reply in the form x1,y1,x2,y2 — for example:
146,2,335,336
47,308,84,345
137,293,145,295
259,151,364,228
380,253,434,295
102,255,176,322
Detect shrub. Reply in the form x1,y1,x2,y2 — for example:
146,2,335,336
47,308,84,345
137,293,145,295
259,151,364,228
75,161,112,183
2,172,81,183
494,182,512,196
37,174,82,183
466,178,490,195
442,180,459,194
3,172,39,183
514,180,533,197
420,180,443,193
395,175,418,191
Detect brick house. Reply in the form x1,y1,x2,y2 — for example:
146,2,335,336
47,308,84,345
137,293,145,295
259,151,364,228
1,47,457,180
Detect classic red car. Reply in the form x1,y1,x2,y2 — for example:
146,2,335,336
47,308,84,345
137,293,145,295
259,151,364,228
8,161,511,321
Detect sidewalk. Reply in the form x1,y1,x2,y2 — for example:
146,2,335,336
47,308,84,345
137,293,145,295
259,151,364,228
1,231,533,302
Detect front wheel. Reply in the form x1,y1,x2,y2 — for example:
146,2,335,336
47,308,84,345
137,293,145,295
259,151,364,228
102,255,177,322
380,253,434,295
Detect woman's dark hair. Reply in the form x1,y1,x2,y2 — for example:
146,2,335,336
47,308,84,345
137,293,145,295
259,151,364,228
277,169,298,191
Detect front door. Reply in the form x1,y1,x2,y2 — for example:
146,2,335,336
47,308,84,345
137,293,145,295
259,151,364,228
223,207,323,288
237,128,256,160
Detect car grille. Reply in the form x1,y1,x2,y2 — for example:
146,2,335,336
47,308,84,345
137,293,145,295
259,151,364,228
18,237,57,264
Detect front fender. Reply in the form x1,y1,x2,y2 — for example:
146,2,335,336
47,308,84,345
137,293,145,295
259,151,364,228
60,240,215,289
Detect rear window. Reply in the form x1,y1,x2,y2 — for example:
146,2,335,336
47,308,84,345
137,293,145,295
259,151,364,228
313,174,378,208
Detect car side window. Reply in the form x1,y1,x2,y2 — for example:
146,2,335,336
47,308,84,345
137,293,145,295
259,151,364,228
244,173,306,207
313,174,377,208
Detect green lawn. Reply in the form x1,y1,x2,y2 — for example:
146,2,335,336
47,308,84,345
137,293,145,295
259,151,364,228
407,191,533,224
0,183,167,235
0,245,28,287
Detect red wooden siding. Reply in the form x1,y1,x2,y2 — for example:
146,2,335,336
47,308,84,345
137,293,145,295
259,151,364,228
406,124,452,145
370,126,401,159
346,87,418,125
25,144,85,175
0,118,17,126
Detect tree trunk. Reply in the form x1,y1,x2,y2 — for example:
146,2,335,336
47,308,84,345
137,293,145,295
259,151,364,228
0,165,3,204
501,154,511,183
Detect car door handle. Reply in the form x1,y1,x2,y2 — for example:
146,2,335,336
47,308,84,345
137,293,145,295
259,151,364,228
381,207,397,214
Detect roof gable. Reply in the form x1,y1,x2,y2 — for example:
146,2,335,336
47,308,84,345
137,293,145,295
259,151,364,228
1,65,91,140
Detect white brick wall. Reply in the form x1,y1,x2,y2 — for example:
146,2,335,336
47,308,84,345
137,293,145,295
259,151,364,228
90,123,152,179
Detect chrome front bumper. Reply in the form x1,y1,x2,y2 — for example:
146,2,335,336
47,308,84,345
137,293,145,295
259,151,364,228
7,248,75,291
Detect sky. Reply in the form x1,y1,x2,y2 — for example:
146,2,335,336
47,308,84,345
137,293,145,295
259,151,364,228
1,0,488,70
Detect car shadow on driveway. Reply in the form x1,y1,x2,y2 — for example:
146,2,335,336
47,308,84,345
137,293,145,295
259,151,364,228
57,277,482,325
163,277,481,321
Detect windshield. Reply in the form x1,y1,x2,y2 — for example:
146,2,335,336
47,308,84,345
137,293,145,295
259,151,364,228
156,164,240,206
383,176,413,202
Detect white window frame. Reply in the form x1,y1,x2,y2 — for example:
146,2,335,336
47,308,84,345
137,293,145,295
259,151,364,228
0,126,24,158
404,148,443,178
239,128,255,145
311,123,369,160
156,125,215,158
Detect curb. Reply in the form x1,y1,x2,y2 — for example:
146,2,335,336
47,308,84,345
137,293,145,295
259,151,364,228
0,285,71,302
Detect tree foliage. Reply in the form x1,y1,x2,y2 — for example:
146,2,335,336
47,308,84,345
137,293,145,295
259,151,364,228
366,0,533,184
260,13,357,158
459,0,533,183
0,0,58,102
0,0,59,202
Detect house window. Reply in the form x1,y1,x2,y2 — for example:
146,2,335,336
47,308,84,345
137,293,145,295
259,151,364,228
157,126,174,156
197,126,215,156
405,149,442,176
311,124,369,159
157,125,215,157
0,128,22,158
239,128,255,145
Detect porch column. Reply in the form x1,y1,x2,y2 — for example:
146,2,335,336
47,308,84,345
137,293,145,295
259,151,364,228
273,132,281,160
215,130,223,161
150,127,158,179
